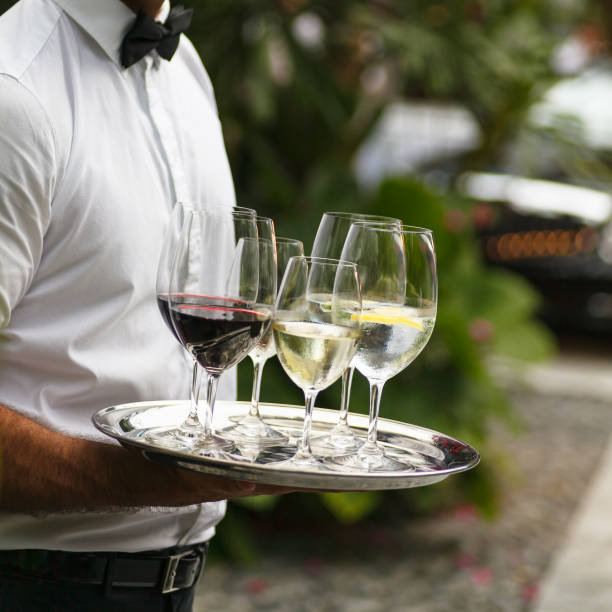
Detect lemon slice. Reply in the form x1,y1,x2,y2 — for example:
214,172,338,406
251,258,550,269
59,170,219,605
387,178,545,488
352,306,423,330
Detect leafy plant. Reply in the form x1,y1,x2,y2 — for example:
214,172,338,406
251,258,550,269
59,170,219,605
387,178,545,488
183,1,583,547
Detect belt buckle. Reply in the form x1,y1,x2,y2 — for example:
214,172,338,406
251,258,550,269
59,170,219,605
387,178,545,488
161,549,199,594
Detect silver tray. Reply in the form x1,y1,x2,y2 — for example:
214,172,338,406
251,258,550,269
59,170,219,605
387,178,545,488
92,400,480,491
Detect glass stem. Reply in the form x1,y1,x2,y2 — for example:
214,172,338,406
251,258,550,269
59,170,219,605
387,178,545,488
248,358,267,419
180,362,202,433
201,373,219,438
295,389,318,461
362,380,385,454
338,366,355,427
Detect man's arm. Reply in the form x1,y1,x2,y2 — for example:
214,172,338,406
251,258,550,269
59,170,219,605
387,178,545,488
0,404,286,512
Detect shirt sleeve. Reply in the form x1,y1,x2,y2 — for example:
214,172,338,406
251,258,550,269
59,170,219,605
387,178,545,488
0,75,56,329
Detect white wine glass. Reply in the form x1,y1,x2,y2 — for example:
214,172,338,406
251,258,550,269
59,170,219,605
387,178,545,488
332,224,437,472
272,256,362,469
310,211,401,452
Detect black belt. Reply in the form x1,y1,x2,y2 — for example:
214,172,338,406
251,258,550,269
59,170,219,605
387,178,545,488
0,543,207,594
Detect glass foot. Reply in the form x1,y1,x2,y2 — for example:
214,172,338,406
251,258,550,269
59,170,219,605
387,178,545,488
192,433,235,457
145,426,204,450
228,441,266,463
269,450,329,471
220,414,288,446
326,445,413,472
309,424,364,456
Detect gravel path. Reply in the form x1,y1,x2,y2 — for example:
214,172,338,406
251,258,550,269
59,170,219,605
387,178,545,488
194,390,612,611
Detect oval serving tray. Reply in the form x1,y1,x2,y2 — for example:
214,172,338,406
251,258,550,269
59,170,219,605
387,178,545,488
92,400,479,491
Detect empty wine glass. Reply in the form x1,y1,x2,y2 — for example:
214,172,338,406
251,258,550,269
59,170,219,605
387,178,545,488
331,223,437,472
276,238,305,272
310,211,401,452
223,217,289,445
272,256,362,468
148,203,257,449
255,237,304,434
158,206,270,455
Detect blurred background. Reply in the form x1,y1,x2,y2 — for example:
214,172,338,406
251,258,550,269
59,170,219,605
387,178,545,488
4,0,612,609
185,2,612,609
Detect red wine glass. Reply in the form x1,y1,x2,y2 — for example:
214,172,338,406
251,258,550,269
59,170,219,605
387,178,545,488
167,207,270,455
148,204,258,451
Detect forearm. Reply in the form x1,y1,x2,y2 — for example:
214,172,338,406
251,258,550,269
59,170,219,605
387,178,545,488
0,403,175,511
0,404,283,512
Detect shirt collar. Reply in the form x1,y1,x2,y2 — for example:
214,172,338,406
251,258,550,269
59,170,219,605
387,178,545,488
53,0,171,67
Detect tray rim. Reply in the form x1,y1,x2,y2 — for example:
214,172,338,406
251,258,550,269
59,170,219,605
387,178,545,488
93,400,480,490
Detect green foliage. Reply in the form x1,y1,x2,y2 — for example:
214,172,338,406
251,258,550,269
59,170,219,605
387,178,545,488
211,507,260,566
320,491,380,523
233,494,280,512
192,1,578,549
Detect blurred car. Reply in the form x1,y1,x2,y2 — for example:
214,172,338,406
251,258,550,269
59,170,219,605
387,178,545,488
460,172,612,335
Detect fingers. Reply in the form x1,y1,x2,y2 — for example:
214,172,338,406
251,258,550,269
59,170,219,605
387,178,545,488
226,482,296,498
174,469,311,502
197,476,258,500
199,477,297,499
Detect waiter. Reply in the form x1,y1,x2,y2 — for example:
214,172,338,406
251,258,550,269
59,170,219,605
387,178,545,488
0,0,289,609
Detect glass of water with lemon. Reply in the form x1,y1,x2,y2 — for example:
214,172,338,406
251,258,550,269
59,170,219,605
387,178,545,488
331,223,438,472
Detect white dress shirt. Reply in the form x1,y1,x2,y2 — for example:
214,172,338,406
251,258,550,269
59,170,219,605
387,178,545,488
0,0,236,551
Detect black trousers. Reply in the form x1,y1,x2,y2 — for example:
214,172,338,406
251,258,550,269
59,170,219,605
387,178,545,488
0,545,206,612
0,571,196,612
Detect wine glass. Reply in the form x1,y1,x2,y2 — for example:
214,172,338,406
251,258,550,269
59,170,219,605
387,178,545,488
252,237,305,415
165,206,269,455
222,217,289,445
272,256,362,468
148,203,257,449
332,223,437,471
310,211,401,452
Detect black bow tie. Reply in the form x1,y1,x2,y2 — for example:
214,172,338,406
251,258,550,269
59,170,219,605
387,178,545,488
120,6,193,69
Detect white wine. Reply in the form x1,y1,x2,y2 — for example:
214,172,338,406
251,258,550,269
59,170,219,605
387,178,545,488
273,321,360,391
352,304,435,382
249,327,276,362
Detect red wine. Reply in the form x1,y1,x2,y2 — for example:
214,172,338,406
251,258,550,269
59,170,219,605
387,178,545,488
157,294,246,340
159,295,269,375
157,293,181,340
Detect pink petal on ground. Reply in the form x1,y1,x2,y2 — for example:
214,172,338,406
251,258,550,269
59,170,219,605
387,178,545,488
455,553,478,570
245,578,269,595
522,582,539,602
470,567,494,587
454,504,480,522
